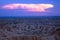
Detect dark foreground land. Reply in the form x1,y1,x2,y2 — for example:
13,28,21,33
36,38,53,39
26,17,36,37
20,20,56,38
0,16,60,40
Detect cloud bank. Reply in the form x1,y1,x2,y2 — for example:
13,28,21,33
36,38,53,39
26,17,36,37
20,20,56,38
2,3,54,12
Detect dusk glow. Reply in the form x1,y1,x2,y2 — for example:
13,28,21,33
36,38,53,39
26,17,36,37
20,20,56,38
2,4,54,12
0,0,60,16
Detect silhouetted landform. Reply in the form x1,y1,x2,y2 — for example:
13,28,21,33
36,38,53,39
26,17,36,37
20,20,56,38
0,16,60,40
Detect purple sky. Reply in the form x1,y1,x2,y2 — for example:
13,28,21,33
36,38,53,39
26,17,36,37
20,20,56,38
0,0,60,17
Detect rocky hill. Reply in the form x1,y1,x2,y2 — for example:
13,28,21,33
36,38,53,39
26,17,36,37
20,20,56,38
0,17,60,40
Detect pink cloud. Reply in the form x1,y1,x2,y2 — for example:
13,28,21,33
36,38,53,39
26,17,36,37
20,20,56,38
2,3,54,12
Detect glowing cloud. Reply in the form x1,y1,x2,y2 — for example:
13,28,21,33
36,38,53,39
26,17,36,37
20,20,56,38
2,3,54,12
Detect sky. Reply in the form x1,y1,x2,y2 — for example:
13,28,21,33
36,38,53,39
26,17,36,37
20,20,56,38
0,0,60,17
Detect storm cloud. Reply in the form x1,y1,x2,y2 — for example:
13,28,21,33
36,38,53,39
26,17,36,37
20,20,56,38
2,3,54,12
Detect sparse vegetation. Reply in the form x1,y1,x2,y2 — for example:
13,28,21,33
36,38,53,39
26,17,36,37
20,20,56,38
0,17,60,40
